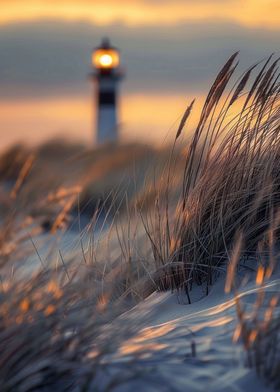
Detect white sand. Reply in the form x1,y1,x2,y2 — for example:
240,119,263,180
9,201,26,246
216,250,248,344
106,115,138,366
97,274,279,391
10,227,278,391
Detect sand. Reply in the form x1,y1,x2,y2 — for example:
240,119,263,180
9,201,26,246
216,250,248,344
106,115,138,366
93,273,279,391
10,226,278,391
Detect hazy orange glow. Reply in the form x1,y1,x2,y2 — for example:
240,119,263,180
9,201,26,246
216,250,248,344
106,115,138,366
93,49,120,69
1,0,279,29
0,93,203,148
0,96,92,147
0,90,248,149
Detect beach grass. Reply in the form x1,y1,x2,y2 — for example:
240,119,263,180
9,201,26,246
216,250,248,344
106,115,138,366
0,53,279,390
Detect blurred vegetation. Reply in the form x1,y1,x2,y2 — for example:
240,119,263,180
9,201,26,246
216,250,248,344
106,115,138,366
0,140,184,228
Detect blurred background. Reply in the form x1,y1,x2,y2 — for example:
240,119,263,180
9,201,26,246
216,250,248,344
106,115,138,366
0,0,279,149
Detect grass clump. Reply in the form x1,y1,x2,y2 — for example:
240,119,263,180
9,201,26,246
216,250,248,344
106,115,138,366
144,53,280,298
230,246,280,389
0,266,145,391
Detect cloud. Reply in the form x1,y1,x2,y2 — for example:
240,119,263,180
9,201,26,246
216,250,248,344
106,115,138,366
0,19,278,99
1,0,279,29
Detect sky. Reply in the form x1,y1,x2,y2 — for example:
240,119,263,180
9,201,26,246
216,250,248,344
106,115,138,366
0,0,279,147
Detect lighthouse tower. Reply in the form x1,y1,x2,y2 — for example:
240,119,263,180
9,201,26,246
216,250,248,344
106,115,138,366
91,38,123,144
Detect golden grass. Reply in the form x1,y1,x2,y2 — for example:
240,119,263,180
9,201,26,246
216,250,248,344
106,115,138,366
143,53,280,300
0,53,279,389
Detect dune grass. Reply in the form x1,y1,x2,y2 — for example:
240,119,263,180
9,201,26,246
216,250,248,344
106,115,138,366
0,265,147,391
0,53,279,390
226,231,280,390
143,53,280,300
234,284,280,389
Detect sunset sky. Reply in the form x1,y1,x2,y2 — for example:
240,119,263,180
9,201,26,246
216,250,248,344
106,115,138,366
0,0,279,147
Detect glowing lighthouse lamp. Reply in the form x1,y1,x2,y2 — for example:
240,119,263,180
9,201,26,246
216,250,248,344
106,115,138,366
92,38,123,144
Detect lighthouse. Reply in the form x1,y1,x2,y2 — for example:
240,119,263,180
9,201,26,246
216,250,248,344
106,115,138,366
91,38,123,144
